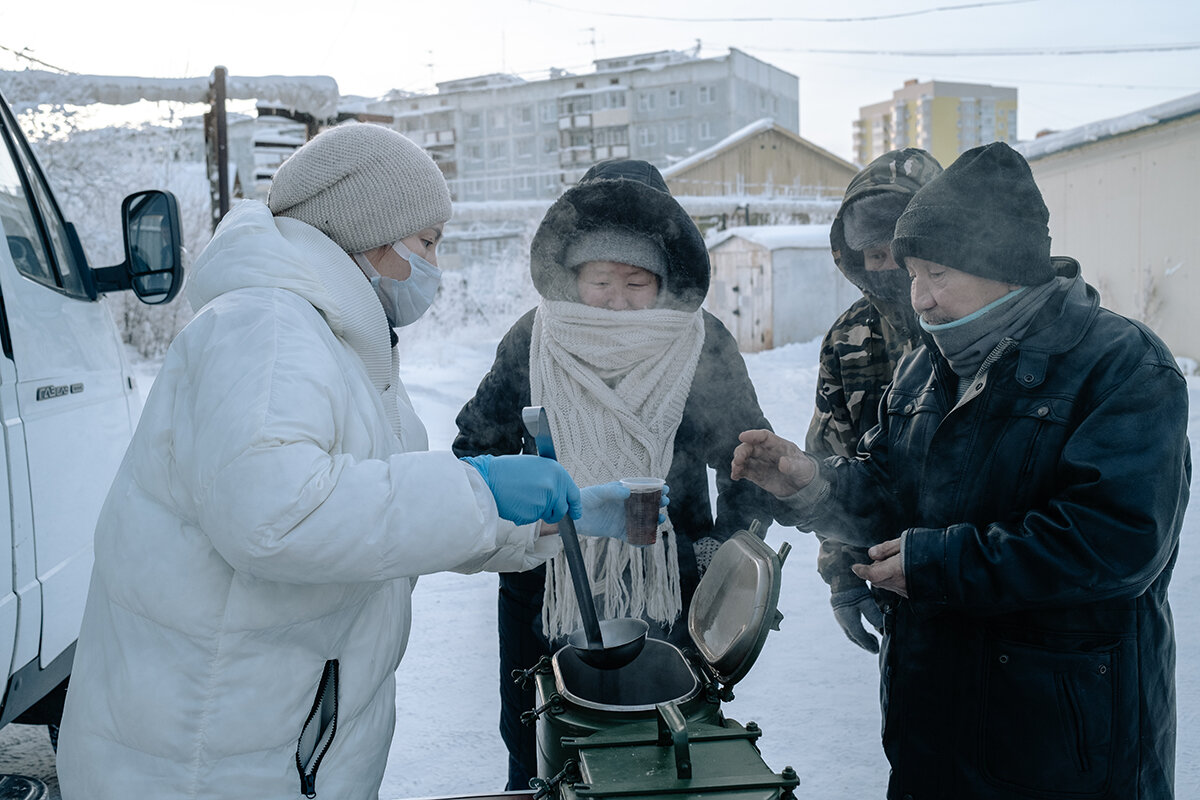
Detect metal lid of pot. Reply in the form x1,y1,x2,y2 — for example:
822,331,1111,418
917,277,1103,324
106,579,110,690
686,524,789,688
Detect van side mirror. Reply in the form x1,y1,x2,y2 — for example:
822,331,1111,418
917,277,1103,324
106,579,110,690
89,190,185,305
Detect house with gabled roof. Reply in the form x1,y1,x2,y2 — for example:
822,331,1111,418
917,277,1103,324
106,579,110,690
661,119,856,229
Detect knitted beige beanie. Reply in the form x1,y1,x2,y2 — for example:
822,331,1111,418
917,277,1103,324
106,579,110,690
267,122,452,253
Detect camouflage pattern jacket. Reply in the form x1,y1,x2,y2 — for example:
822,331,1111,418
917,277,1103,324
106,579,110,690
805,299,919,592
806,147,942,595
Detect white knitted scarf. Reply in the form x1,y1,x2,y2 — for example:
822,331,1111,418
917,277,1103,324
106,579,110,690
531,299,705,641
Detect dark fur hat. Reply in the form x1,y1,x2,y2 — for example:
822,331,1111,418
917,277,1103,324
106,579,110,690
530,160,709,311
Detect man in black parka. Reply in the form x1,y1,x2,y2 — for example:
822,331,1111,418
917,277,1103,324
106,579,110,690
733,142,1189,799
454,160,774,790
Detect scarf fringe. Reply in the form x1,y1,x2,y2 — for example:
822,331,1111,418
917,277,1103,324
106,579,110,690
531,300,703,643
543,522,681,642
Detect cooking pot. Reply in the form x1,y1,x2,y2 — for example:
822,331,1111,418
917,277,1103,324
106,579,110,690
522,526,797,800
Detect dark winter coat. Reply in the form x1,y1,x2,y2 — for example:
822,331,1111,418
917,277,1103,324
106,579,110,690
785,259,1190,799
809,148,942,594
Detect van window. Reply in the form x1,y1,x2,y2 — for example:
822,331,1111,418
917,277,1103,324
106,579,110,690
0,114,88,298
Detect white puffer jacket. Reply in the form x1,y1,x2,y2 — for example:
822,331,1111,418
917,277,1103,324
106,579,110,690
57,201,558,799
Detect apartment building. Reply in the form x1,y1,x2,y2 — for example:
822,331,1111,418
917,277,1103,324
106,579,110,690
361,47,800,202
854,79,1018,167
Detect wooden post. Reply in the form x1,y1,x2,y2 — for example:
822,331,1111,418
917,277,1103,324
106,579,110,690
205,66,231,231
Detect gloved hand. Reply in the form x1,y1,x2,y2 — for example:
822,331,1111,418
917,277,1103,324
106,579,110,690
461,454,581,525
573,481,670,541
692,536,722,577
830,586,885,654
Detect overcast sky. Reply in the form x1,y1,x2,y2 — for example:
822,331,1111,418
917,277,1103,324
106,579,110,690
2,0,1198,161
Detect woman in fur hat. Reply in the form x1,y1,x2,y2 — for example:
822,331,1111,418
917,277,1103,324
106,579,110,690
453,159,776,790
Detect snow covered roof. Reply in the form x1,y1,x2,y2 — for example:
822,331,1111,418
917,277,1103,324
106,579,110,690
1015,90,1200,161
662,118,857,177
662,119,777,176
0,70,341,120
707,224,831,251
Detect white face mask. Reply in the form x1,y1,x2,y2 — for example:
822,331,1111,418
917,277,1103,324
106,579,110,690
353,240,442,328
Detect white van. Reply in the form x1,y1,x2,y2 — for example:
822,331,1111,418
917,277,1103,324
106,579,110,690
0,87,184,736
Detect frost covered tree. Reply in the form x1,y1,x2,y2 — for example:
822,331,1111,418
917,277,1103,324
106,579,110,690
16,102,210,359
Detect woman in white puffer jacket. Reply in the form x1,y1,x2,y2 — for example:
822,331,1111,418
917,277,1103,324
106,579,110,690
56,123,609,799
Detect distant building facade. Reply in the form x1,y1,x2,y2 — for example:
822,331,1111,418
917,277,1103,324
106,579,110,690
356,47,800,203
854,79,1017,167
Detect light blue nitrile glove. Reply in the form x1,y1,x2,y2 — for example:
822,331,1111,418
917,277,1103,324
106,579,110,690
574,481,670,540
461,454,582,525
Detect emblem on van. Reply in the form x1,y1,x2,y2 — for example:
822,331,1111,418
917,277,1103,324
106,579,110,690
36,383,84,401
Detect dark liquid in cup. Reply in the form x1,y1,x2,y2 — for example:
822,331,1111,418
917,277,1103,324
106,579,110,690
625,489,661,546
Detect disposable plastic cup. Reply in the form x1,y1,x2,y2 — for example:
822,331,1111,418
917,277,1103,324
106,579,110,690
620,477,665,546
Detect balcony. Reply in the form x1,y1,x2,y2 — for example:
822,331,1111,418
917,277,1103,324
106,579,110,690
558,114,592,130
423,129,456,148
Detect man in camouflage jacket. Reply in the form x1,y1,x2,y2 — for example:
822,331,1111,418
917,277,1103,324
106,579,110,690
806,148,942,652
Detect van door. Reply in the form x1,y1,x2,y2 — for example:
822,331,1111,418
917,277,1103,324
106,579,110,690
0,357,14,683
0,109,137,670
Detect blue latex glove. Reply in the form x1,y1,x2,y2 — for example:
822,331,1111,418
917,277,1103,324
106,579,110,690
461,454,582,525
574,481,670,540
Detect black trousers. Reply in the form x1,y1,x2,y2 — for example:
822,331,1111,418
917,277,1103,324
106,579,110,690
497,567,551,791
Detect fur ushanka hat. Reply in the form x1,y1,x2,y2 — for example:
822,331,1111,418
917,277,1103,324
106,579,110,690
530,160,710,311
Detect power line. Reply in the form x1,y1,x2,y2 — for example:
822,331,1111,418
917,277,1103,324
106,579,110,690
525,0,1037,23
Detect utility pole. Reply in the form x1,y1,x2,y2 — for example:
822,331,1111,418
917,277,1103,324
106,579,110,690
204,66,230,232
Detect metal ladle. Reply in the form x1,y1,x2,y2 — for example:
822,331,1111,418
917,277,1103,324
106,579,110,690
522,406,649,670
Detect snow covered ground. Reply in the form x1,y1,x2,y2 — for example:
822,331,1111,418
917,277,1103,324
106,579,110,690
1,330,1198,799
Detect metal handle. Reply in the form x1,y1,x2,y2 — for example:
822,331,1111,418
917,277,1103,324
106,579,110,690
522,405,603,653
558,513,604,651
655,701,692,779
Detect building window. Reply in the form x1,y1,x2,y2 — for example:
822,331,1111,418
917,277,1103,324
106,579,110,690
466,144,483,161
543,135,557,154
595,126,629,147
638,126,657,147
698,85,716,104
516,137,535,158
488,141,508,162
637,92,656,112
516,175,534,192
491,110,507,130
466,113,482,130
518,105,534,125
698,120,713,140
667,122,687,144
559,96,592,115
597,91,627,110
539,101,556,123
667,89,683,109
